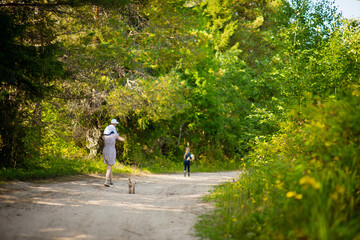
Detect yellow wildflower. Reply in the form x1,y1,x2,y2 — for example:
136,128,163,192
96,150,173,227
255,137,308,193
286,191,302,199
299,175,321,189
276,180,284,190
286,191,297,198
313,182,321,189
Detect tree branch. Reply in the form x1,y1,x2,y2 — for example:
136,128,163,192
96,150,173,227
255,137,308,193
0,1,79,8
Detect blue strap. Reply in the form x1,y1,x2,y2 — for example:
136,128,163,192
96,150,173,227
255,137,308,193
103,131,115,136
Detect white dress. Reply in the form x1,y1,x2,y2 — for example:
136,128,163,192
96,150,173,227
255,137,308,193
102,134,119,165
103,125,118,135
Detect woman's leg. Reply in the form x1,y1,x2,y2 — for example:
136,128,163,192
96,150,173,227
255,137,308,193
105,164,112,186
110,166,113,184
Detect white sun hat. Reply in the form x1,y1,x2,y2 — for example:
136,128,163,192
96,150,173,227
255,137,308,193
111,119,119,124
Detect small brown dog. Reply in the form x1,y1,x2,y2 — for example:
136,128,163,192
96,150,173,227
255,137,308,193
128,178,136,194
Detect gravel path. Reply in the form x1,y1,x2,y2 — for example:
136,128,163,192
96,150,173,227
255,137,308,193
0,171,238,240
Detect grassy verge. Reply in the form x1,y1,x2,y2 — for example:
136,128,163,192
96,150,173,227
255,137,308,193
0,154,241,181
0,156,142,181
138,157,242,174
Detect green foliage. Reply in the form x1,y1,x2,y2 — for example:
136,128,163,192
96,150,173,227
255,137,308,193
194,3,360,235
0,0,294,169
0,11,63,168
196,94,360,240
0,156,137,181
138,155,242,174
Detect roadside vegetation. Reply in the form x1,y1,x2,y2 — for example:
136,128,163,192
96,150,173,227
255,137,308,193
195,95,360,240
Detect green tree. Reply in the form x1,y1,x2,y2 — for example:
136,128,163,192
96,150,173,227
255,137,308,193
0,12,63,168
0,0,129,167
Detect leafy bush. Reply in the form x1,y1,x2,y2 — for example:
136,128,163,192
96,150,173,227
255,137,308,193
196,94,360,240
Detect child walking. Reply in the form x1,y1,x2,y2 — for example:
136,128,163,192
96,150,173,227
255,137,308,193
183,147,192,177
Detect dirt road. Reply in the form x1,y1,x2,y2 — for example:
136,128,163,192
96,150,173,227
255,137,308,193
0,171,238,240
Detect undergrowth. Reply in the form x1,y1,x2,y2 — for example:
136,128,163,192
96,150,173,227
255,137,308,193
195,94,360,240
0,152,241,181
0,156,140,181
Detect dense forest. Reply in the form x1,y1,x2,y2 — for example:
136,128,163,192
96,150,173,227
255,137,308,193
1,0,359,238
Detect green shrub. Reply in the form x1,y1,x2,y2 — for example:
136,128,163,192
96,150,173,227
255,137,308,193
196,94,360,240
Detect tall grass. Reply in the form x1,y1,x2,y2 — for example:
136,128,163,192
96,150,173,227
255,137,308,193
0,146,241,181
0,155,141,181
142,155,242,174
195,94,360,240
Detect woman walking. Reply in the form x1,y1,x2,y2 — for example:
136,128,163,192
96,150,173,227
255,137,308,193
102,119,125,187
183,147,192,177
